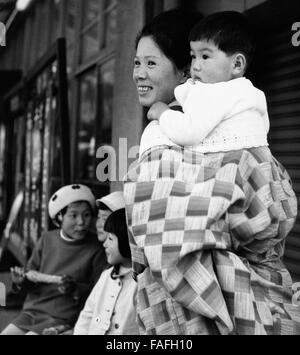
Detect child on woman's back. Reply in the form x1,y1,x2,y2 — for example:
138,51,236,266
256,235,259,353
143,11,269,155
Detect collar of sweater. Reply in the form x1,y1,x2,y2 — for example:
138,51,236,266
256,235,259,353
59,230,86,244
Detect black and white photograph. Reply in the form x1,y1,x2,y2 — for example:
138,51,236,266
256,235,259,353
0,0,299,339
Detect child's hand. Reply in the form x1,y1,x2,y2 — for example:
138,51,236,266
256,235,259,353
147,102,169,121
58,275,77,295
43,324,73,335
10,267,26,285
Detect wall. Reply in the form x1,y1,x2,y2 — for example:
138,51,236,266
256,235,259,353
163,0,181,10
195,0,267,14
111,0,145,191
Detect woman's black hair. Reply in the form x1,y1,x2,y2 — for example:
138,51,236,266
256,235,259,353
104,208,131,259
189,11,256,69
136,9,203,71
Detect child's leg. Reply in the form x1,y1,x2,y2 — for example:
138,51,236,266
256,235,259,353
1,324,26,335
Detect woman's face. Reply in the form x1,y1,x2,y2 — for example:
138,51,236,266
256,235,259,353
133,36,185,107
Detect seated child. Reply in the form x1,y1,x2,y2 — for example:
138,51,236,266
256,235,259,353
73,208,138,335
1,184,107,335
95,191,125,242
141,11,269,156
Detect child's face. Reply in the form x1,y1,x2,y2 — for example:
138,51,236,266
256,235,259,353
61,202,92,241
103,233,126,266
190,40,235,84
96,209,112,242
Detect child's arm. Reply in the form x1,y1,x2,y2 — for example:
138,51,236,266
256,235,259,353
11,266,26,284
157,81,243,146
26,234,44,271
147,102,169,121
10,266,27,293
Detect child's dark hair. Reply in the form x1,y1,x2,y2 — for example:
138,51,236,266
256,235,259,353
189,11,256,69
104,208,131,259
136,9,203,71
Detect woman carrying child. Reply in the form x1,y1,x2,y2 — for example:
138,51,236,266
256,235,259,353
123,10,299,335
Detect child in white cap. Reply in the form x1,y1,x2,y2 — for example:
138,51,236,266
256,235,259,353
74,208,138,335
95,191,125,242
1,185,107,335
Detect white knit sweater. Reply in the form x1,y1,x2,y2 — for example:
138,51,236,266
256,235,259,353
139,77,270,158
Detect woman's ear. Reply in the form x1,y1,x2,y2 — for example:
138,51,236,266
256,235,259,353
179,66,190,84
232,53,247,77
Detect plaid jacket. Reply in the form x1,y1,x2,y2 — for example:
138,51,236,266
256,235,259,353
123,146,299,335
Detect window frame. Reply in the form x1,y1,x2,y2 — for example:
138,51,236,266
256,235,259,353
66,0,118,185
